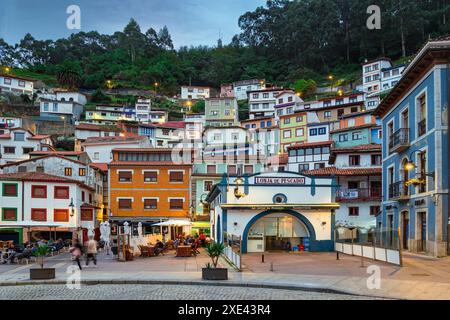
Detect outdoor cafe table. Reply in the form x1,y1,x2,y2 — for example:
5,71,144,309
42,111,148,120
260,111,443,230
176,245,192,257
148,245,155,256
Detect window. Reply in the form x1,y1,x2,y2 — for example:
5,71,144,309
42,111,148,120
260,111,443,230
118,171,132,182
169,171,183,182
36,166,44,173
324,111,331,118
288,96,293,102
296,116,303,123
349,155,361,166
231,133,239,140
4,78,11,85
89,193,92,204
296,128,304,137
79,168,86,176
53,103,58,112
314,163,325,169
284,118,290,125
267,121,272,127
207,165,216,174
298,164,309,172
392,69,399,76
170,199,183,210
339,134,348,142
348,119,355,127
227,165,237,175
283,130,291,139
418,151,427,193
4,147,15,154
263,103,269,109
14,132,25,141
118,199,132,209
252,93,259,99
336,99,343,105
278,98,283,104
144,171,157,182
348,207,359,216
224,109,231,116
417,94,427,137
3,183,17,197
81,191,85,202
22,147,34,154
287,107,293,114
244,165,254,174
260,121,265,128
80,209,93,221
263,93,269,98
54,209,69,222
54,186,69,199
352,131,362,140
318,127,326,135
31,208,47,221
144,199,157,210
309,128,318,136
213,133,221,141
2,208,17,221
64,168,72,176
305,148,313,156
93,152,100,160
337,109,344,117
351,107,358,113
31,185,47,198
370,206,380,216
18,166,27,173
18,80,25,87
204,181,213,192
371,154,382,166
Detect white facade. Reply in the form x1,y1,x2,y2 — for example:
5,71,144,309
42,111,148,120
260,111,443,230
180,86,210,100
362,58,393,95
81,137,151,163
232,79,265,101
135,98,152,123
0,129,53,165
39,92,87,122
380,65,405,93
207,172,338,253
149,110,167,123
0,75,34,96
0,117,22,130
248,88,283,119
295,93,365,112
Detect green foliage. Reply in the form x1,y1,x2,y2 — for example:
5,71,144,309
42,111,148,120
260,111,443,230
294,79,317,99
191,100,205,114
205,242,225,268
33,244,50,257
91,89,112,103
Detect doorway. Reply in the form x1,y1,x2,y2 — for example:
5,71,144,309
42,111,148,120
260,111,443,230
387,215,394,248
418,212,427,252
401,211,409,250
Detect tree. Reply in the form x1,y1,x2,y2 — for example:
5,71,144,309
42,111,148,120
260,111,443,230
91,89,111,103
294,79,317,99
56,60,82,89
191,100,205,113
157,26,174,50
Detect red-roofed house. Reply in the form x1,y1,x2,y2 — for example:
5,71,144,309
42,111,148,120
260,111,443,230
74,123,123,152
0,128,53,165
0,172,97,243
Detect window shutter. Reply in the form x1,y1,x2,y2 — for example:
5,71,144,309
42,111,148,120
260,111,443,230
170,171,183,182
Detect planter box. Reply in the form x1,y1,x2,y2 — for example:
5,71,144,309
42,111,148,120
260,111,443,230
30,268,55,280
202,268,228,280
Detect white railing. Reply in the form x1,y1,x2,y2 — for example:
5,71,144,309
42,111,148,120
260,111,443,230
335,242,401,266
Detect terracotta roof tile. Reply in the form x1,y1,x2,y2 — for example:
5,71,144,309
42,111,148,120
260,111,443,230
331,144,382,153
75,123,121,132
287,141,334,150
0,172,94,190
89,163,108,172
304,167,382,176
83,136,147,144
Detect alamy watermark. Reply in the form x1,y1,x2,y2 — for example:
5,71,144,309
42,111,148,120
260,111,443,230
366,265,381,290
66,265,81,289
66,5,81,30
367,5,381,30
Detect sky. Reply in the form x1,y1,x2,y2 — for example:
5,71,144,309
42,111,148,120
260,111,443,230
0,0,266,48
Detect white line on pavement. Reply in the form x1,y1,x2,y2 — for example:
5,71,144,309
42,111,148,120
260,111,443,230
51,262,67,269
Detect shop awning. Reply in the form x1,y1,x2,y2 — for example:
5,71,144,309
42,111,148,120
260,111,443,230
192,221,210,228
153,219,192,227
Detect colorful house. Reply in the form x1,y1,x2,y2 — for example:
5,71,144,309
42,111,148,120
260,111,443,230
279,112,307,153
374,38,450,257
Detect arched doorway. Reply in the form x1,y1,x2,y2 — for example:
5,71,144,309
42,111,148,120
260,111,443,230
242,209,317,253
401,210,409,250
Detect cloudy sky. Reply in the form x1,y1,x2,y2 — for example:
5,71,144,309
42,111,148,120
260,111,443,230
0,0,266,47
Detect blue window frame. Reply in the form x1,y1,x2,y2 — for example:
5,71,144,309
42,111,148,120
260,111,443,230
245,125,250,129
318,127,326,135
310,128,318,136
52,103,58,112
267,121,272,127
43,102,49,111
260,121,265,128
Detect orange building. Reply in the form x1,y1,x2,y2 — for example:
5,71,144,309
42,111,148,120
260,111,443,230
108,148,192,232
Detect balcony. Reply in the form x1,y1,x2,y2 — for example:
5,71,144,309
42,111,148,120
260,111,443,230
418,119,426,137
388,181,409,201
389,128,410,154
335,188,382,202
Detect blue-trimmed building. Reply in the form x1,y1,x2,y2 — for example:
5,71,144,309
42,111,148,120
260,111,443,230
375,38,450,257
206,171,338,253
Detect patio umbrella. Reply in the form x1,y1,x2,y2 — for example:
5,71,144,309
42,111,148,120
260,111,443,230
152,219,192,227
0,221,62,243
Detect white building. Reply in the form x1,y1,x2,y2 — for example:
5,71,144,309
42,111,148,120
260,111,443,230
81,136,151,163
0,117,22,131
248,88,283,119
74,123,122,152
180,86,211,100
206,171,338,253
0,172,98,243
0,74,34,96
85,105,126,124
0,128,53,165
380,65,405,93
203,126,254,156
273,90,303,120
40,91,87,123
232,79,265,101
135,97,152,123
305,144,382,239
149,110,167,124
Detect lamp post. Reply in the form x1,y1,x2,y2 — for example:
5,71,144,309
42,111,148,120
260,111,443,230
69,198,75,217
404,150,435,179
154,82,159,95
233,175,246,199
328,75,334,92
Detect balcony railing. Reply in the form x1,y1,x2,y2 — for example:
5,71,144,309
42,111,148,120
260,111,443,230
335,188,382,202
388,181,409,200
389,128,410,153
418,119,426,137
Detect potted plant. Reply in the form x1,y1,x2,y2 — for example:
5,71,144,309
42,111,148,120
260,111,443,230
30,244,55,280
202,242,228,280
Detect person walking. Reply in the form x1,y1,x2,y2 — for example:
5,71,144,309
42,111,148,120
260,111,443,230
85,237,98,267
69,239,83,270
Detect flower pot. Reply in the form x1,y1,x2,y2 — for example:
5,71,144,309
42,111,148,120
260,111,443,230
202,268,228,280
30,268,55,280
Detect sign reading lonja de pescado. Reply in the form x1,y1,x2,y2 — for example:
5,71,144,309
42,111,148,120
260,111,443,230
254,176,306,185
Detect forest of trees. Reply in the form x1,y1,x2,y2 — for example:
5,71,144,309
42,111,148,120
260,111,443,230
0,0,449,95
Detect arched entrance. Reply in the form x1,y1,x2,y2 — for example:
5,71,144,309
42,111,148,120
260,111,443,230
242,209,317,253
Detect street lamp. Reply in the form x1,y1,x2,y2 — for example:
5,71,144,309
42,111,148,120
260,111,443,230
69,198,75,217
4,66,11,74
234,175,246,199
328,75,334,92
404,150,435,178
154,82,159,95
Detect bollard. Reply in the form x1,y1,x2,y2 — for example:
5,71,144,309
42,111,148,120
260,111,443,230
261,254,265,263
336,251,339,260
270,262,274,272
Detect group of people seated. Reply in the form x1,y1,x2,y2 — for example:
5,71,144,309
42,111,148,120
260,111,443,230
0,238,69,264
